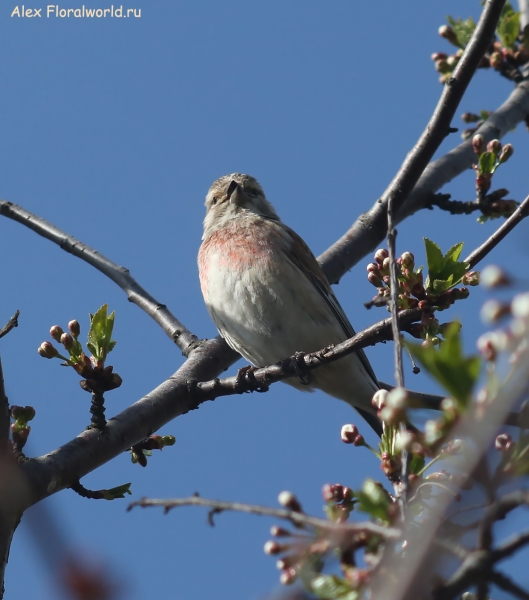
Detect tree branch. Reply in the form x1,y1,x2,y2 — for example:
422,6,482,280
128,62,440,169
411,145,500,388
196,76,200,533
128,495,401,539
19,310,421,508
0,201,199,355
479,490,529,550
490,571,529,600
319,50,529,284
0,311,19,341
464,193,529,268
319,0,508,284
492,531,529,562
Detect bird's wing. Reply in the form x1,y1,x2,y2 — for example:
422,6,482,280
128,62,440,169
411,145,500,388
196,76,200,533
281,223,380,389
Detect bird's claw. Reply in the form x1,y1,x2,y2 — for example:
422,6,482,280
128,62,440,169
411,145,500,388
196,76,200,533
236,365,269,392
293,352,312,386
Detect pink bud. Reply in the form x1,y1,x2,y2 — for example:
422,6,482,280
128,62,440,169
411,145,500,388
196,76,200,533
278,491,302,513
499,144,514,163
472,134,484,155
60,332,74,350
340,424,359,444
486,139,502,155
438,25,458,45
49,326,63,341
68,320,81,337
461,112,480,123
38,341,59,359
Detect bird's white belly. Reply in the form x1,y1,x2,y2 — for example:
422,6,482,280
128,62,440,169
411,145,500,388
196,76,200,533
204,254,345,367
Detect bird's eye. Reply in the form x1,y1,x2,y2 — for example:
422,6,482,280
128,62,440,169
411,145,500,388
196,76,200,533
212,197,218,205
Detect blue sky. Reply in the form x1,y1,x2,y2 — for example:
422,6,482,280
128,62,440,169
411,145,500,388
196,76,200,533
1,2,528,599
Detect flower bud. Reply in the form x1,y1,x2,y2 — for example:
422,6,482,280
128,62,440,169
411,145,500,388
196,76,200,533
472,134,484,155
374,248,389,264
495,433,513,452
387,387,409,410
322,483,344,502
340,424,359,444
400,251,414,268
480,299,510,323
418,300,430,311
462,271,480,286
486,139,502,156
279,567,297,585
498,143,514,163
477,333,497,361
371,389,388,410
461,112,480,123
438,25,458,45
431,52,447,61
511,292,529,319
50,326,63,341
270,526,291,537
278,491,302,513
162,435,176,446
60,332,74,350
38,341,59,359
368,272,383,287
367,262,379,273
435,59,451,74
481,265,511,289
68,320,81,337
264,541,285,555
490,51,503,69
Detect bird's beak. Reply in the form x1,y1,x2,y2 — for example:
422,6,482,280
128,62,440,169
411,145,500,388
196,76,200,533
226,180,247,206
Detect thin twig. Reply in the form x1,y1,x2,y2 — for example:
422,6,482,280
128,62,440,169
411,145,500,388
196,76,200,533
0,311,19,340
464,193,529,269
128,495,401,539
0,201,198,355
387,194,408,506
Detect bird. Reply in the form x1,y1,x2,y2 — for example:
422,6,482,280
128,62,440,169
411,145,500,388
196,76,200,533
198,173,382,435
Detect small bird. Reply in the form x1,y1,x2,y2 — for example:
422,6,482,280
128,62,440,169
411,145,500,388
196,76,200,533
198,173,382,435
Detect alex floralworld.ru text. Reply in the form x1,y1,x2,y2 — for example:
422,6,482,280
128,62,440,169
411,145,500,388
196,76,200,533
11,5,142,18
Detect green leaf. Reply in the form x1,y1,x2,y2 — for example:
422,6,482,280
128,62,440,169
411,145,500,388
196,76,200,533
87,304,117,362
311,575,358,600
409,453,425,476
424,238,444,275
406,324,481,409
423,239,469,293
356,479,391,524
103,482,132,500
447,15,476,47
479,151,497,174
497,2,520,49
445,242,464,263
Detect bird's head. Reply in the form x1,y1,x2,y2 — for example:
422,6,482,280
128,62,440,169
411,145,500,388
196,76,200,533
202,173,280,239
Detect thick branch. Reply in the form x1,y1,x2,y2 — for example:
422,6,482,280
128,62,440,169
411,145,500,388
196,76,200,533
128,496,401,539
320,51,529,283
0,201,198,355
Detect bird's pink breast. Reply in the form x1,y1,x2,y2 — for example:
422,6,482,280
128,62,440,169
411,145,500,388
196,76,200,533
198,220,281,289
